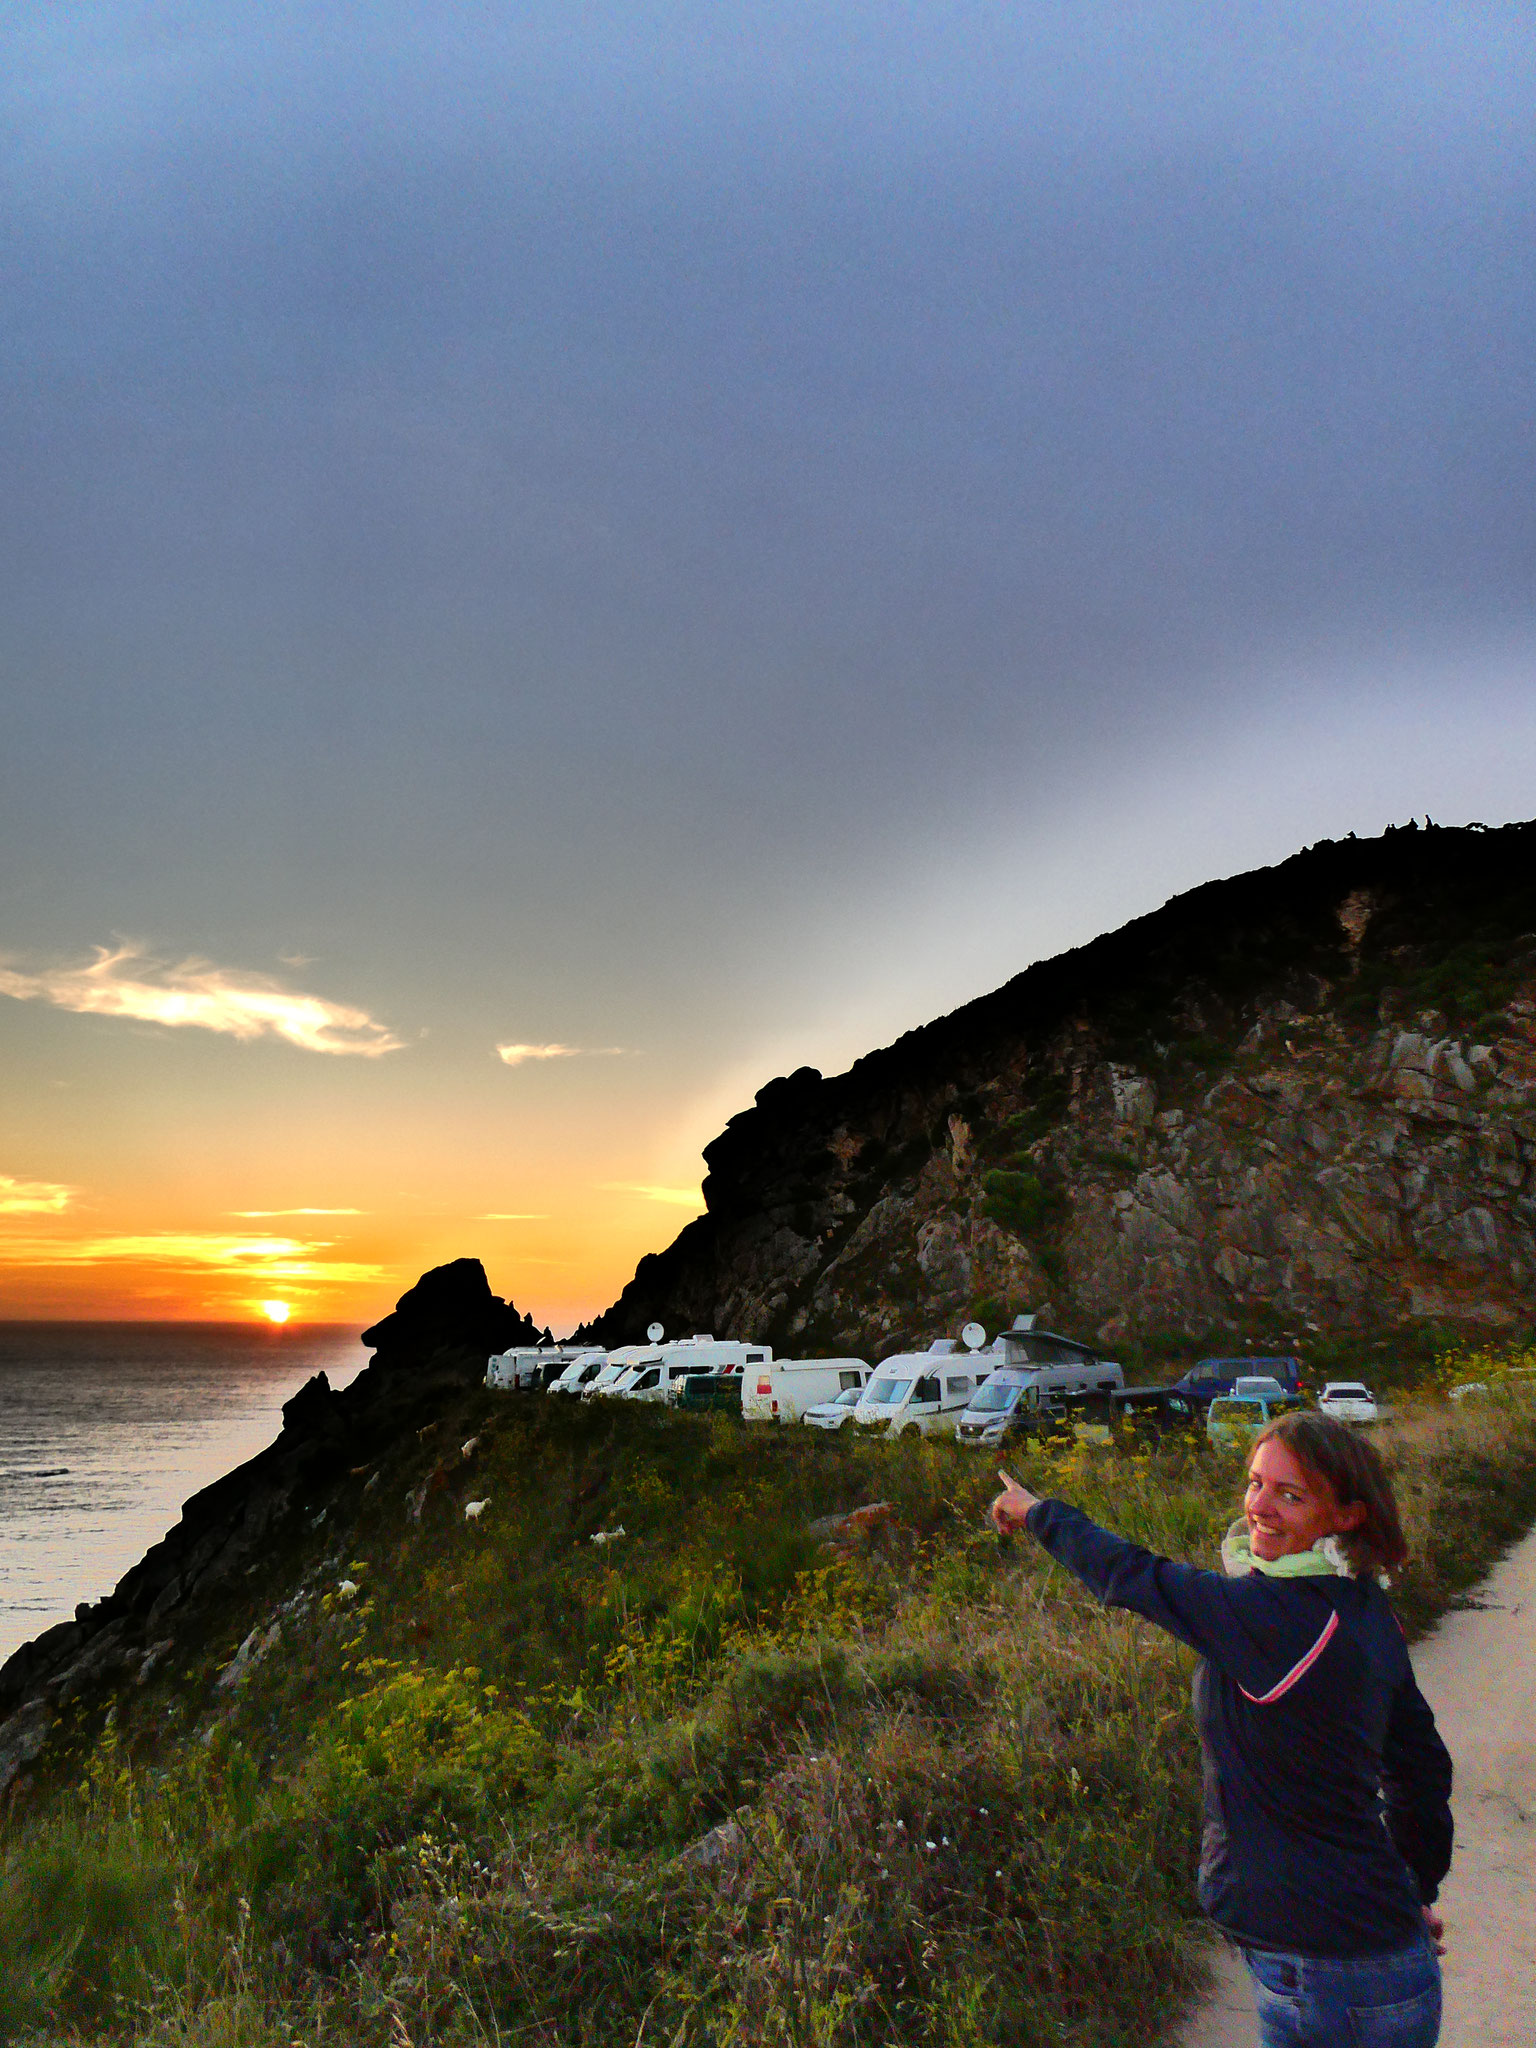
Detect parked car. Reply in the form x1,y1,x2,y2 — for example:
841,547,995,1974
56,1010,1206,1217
802,1384,865,1431
1317,1380,1380,1424
856,1343,993,1438
1174,1356,1304,1406
743,1358,868,1424
1206,1392,1298,1448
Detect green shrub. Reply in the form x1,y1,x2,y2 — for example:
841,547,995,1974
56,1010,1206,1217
979,1170,1064,1239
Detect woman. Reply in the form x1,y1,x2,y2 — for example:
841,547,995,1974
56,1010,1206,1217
991,1412,1452,2048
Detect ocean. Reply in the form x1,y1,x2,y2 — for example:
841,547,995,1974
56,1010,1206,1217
0,1322,370,1666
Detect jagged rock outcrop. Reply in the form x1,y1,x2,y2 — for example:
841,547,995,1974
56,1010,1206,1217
0,1260,534,1795
360,1255,539,1360
581,822,1536,1357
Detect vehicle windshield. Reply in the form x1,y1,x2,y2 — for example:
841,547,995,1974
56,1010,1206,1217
1327,1384,1369,1398
834,1386,862,1407
866,1377,911,1406
1210,1399,1263,1421
971,1380,1020,1414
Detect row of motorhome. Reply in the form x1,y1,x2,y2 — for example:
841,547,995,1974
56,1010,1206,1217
487,1317,1127,1441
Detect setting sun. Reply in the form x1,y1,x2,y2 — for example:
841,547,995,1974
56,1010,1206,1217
260,1300,291,1325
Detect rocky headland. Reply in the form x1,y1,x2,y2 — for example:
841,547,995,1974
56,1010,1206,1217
580,820,1536,1362
0,1260,535,1795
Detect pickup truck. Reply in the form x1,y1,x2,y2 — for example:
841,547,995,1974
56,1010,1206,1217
1174,1356,1303,1406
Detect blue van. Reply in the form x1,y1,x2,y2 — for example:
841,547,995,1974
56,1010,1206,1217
1173,1356,1303,1407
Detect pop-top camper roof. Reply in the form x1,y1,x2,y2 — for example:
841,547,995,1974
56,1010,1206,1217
996,1314,1101,1366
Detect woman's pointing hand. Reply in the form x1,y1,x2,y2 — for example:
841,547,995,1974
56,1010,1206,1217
990,1469,1040,1535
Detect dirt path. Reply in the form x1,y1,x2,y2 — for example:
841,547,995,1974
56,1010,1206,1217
1177,1523,1536,2047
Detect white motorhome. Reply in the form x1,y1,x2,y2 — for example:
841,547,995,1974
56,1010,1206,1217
488,1345,592,1392
544,1349,609,1396
592,1336,774,1404
743,1357,870,1424
581,1348,652,1399
851,1341,992,1438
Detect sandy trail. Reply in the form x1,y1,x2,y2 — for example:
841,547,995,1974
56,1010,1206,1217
1177,1522,1536,2047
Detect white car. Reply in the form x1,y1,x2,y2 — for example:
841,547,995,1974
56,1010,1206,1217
1318,1381,1379,1424
802,1385,864,1431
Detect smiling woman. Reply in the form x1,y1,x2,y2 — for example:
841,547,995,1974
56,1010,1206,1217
991,1419,1451,2048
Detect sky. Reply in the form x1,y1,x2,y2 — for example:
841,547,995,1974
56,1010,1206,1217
2,3,1534,1330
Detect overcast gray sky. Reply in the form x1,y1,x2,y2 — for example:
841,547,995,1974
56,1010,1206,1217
3,3,1534,1326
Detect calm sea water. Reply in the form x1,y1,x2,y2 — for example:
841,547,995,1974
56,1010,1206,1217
0,1323,369,1665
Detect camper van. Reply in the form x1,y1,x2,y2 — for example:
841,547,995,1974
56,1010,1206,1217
593,1336,774,1405
743,1358,870,1424
852,1342,993,1438
487,1345,592,1392
543,1349,609,1396
953,1320,1124,1445
581,1346,659,1399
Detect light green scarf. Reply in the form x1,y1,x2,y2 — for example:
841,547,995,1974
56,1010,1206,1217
1221,1520,1354,1579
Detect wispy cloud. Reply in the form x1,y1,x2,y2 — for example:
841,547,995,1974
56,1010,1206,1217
0,945,403,1056
494,1042,628,1067
496,1042,579,1066
228,1207,367,1217
477,1212,549,1221
600,1182,706,1209
0,1231,380,1283
0,1175,76,1216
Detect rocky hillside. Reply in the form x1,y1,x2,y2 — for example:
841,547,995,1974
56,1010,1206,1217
582,821,1536,1362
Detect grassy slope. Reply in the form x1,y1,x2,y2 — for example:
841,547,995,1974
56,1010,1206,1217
4,1363,1536,2048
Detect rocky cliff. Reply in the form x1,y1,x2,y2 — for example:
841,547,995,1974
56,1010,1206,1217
582,821,1536,1362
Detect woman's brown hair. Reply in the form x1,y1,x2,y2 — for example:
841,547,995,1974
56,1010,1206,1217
1249,1412,1408,1576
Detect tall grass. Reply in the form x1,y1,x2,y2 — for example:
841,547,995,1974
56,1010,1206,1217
4,1375,1536,2047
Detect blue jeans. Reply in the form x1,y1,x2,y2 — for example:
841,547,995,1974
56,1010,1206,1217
1241,1934,1441,2047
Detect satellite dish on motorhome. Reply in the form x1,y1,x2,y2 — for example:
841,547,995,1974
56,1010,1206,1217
647,1322,665,1343
961,1321,986,1351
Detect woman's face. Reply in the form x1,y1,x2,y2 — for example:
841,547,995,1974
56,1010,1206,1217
1244,1436,1363,1560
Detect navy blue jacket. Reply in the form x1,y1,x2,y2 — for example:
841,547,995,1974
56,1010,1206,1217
1025,1499,1453,1957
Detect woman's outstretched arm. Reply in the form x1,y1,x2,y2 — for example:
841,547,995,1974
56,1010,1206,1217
991,1479,1337,1699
